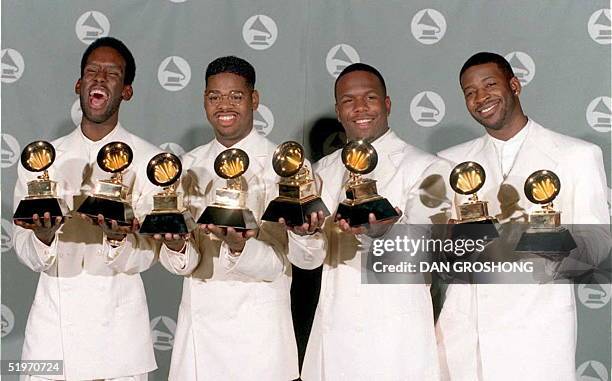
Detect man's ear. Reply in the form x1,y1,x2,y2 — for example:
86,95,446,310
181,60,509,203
251,89,259,111
75,79,82,95
509,77,521,96
122,84,133,101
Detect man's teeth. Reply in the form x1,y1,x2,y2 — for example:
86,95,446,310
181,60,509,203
480,104,496,113
90,89,107,97
355,118,372,124
219,115,235,121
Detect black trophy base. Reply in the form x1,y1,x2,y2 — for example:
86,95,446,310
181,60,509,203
515,228,577,255
76,196,134,226
262,197,331,226
139,211,197,235
13,198,68,224
335,198,399,227
197,205,258,230
451,219,500,241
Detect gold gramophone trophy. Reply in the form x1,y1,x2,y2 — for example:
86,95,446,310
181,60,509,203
197,148,258,230
335,140,399,226
262,141,330,226
76,141,134,226
13,141,69,223
515,170,576,254
139,152,196,235
449,161,499,240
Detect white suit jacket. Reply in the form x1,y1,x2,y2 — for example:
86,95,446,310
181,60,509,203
12,125,160,380
289,129,452,381
435,119,609,381
159,128,299,381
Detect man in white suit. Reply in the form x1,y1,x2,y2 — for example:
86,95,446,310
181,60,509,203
13,37,159,380
286,63,451,380
435,52,609,381
158,56,299,380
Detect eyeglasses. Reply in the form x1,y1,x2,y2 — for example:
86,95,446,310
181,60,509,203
205,91,246,106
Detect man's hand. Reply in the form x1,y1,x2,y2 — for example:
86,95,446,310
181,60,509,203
153,232,191,252
336,207,402,238
79,213,139,241
279,211,327,236
201,224,257,254
14,212,64,246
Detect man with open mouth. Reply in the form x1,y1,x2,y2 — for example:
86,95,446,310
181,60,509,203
12,37,160,380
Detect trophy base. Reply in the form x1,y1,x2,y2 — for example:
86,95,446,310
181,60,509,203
139,210,197,235
334,197,399,227
451,218,500,241
76,196,134,226
13,198,69,224
261,197,331,226
197,205,258,230
515,227,577,255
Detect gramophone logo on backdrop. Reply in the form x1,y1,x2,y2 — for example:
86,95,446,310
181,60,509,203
242,15,278,50
254,104,275,136
150,315,177,351
158,56,191,92
411,9,447,45
588,9,611,44
159,142,186,157
586,96,612,133
75,11,110,45
577,274,611,309
326,44,360,78
577,360,608,381
1,49,24,83
1,133,21,168
1,219,14,253
1,304,15,338
71,98,83,126
410,91,446,127
504,52,535,86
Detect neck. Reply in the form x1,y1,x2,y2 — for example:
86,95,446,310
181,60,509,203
216,127,252,148
81,115,119,141
486,113,528,141
348,126,389,142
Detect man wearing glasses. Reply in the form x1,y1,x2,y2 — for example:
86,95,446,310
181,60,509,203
158,56,299,380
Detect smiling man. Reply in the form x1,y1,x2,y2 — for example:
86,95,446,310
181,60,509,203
435,52,609,380
286,63,452,380
158,56,299,380
12,37,159,380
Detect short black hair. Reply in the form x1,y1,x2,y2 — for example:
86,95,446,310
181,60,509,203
205,56,256,89
334,63,387,100
80,37,136,85
459,52,515,82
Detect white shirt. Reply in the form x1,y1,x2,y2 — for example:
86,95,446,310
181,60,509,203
489,119,530,177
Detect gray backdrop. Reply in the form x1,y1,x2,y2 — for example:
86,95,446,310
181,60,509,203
2,1,611,380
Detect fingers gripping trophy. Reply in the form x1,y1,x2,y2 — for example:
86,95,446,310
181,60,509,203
13,141,68,223
197,148,258,230
335,139,399,226
262,141,330,226
76,141,135,225
139,152,196,235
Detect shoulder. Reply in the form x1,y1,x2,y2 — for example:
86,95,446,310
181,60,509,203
534,122,603,160
314,148,342,174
